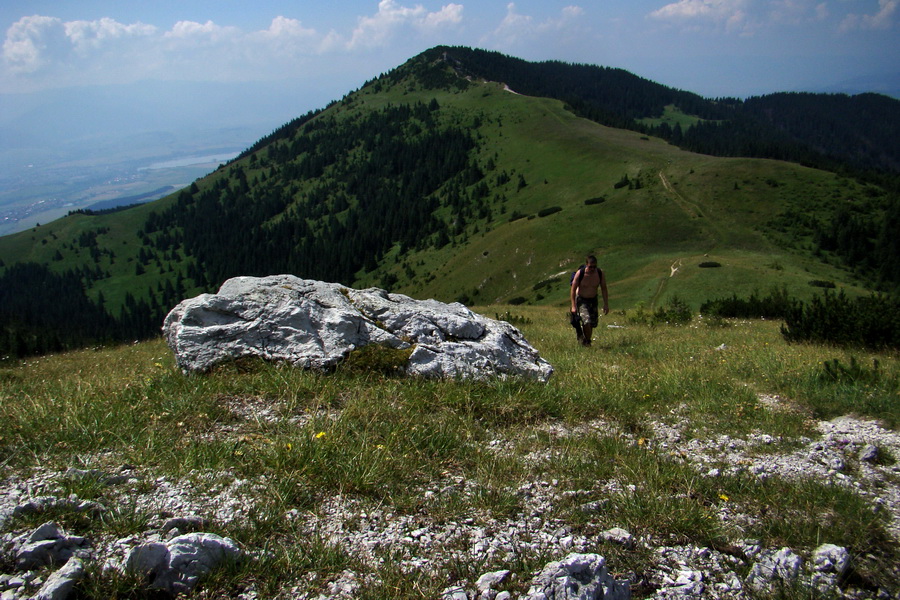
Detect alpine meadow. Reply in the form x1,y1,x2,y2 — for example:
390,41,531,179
0,47,899,599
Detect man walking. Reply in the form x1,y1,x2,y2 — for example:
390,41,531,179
570,255,609,346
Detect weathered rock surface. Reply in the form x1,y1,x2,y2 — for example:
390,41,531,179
126,532,242,594
745,547,803,592
35,556,84,600
163,275,553,381
523,553,631,600
14,522,89,570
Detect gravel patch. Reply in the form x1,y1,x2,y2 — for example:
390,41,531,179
0,404,897,599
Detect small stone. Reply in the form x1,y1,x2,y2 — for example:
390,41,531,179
5,577,24,589
441,586,469,600
600,527,635,549
28,522,63,543
36,556,85,600
746,547,802,592
476,569,510,592
859,444,880,463
812,544,850,575
161,516,209,534
578,500,606,513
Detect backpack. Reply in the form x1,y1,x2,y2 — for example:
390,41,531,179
570,265,601,287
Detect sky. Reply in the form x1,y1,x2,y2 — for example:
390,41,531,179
0,1,897,231
2,0,899,101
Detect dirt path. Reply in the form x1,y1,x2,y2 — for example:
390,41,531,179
670,258,682,277
651,258,683,307
658,170,725,256
658,171,702,219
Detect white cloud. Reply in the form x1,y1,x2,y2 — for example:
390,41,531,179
164,20,241,45
651,0,897,34
840,0,898,30
769,0,829,23
348,0,463,49
422,3,465,29
648,0,753,33
650,0,740,20
3,15,67,73
0,3,465,91
485,3,586,48
65,17,156,54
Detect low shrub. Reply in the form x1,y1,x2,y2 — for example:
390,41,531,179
701,287,794,320
781,290,900,349
653,295,693,325
495,311,532,325
630,296,693,326
533,276,562,291
537,206,562,218
698,261,721,268
818,357,881,384
809,280,836,288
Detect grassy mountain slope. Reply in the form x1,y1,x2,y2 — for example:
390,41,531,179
0,48,890,355
350,76,870,309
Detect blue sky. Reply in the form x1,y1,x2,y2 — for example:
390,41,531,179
2,0,898,100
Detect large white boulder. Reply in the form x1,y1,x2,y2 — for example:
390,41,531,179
163,275,553,382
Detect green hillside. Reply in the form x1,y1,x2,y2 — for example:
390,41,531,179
0,48,895,356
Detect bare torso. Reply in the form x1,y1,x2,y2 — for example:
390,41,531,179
576,267,601,298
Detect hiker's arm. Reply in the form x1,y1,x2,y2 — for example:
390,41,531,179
570,278,578,312
600,271,609,314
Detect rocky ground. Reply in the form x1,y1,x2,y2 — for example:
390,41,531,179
0,399,898,599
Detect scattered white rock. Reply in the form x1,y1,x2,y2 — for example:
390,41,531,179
14,522,89,571
477,569,510,592
35,556,84,600
0,408,897,598
600,527,635,549
126,532,242,594
746,547,803,592
522,553,630,600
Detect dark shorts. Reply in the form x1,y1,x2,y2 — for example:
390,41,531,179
576,296,599,327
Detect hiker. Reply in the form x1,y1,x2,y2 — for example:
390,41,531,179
570,255,609,346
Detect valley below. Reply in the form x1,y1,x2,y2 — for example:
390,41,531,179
0,147,241,236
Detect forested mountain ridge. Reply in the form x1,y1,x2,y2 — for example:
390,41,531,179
1,46,898,358
422,46,900,179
